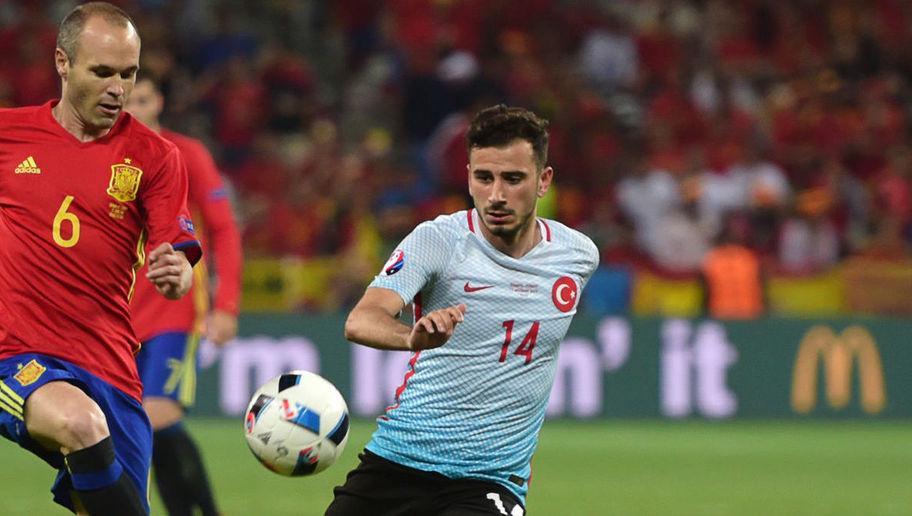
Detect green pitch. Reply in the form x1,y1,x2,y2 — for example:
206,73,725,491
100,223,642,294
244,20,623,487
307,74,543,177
1,419,909,515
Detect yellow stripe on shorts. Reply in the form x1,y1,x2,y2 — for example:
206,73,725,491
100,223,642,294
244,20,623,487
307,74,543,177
0,380,25,421
0,400,23,420
178,332,200,407
0,380,24,405
0,396,23,422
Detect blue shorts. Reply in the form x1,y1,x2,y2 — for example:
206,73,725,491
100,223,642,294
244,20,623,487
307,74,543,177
0,353,152,513
136,331,200,407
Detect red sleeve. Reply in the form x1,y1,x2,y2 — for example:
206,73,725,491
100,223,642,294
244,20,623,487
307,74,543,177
187,141,243,315
142,146,202,265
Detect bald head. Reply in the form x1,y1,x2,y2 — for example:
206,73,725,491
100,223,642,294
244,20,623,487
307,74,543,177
52,2,141,140
57,2,138,63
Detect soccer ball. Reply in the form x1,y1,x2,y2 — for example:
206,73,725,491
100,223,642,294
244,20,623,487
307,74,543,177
243,370,350,476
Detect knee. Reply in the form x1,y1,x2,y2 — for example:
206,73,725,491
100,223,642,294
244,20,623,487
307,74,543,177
48,404,109,453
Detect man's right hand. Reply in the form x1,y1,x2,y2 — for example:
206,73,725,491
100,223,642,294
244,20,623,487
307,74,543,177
206,309,238,346
407,304,467,351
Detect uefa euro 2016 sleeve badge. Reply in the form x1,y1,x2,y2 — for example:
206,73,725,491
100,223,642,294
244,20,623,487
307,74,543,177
107,159,143,202
382,249,405,276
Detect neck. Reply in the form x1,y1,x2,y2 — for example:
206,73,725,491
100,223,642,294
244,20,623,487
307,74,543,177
52,98,111,142
479,211,541,259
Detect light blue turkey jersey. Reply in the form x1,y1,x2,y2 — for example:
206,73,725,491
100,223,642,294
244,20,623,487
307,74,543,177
365,209,599,503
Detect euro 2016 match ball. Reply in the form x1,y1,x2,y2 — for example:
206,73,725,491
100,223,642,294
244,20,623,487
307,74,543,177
244,370,350,476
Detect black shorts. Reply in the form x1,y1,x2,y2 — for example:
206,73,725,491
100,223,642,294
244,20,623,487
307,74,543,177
326,450,526,516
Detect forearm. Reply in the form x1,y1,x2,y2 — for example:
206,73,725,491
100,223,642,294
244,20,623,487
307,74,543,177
207,218,243,314
343,305,412,351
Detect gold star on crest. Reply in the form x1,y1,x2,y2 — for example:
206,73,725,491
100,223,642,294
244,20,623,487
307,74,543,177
124,158,132,164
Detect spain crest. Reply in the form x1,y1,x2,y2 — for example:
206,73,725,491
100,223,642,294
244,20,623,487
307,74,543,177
14,359,46,386
107,161,143,202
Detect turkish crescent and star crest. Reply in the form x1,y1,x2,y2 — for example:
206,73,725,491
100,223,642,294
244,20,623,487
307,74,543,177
107,159,143,202
551,276,578,313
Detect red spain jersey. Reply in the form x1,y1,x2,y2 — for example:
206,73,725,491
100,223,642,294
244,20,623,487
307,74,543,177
131,129,242,342
0,101,202,401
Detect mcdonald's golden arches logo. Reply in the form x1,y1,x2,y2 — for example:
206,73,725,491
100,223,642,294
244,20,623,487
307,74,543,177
791,325,886,414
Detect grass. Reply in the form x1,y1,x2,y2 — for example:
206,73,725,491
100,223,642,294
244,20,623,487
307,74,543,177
0,419,910,515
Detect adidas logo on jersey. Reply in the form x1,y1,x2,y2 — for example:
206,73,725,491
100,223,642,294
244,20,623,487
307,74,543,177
14,156,41,174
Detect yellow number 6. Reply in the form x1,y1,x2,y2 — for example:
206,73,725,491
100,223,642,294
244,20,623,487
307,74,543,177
52,195,80,248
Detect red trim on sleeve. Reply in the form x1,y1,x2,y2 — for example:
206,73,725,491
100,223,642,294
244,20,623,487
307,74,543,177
383,291,423,417
467,209,476,233
540,219,552,242
413,291,423,319
383,350,421,415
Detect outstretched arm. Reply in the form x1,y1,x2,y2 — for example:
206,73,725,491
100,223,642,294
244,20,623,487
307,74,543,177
344,287,466,351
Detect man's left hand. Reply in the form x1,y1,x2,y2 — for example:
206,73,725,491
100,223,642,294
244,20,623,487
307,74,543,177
147,243,192,300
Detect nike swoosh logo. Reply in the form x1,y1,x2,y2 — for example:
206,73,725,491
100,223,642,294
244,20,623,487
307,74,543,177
464,282,494,293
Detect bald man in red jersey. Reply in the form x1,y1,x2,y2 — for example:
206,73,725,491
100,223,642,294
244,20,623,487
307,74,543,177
0,3,200,515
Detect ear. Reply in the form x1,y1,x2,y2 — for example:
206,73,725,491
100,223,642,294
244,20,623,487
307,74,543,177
537,166,554,198
55,48,69,81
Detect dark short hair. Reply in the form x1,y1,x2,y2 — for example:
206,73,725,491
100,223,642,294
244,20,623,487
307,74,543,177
57,2,137,63
466,104,550,169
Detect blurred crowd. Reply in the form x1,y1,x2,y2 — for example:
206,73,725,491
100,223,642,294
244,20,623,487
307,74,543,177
3,0,912,313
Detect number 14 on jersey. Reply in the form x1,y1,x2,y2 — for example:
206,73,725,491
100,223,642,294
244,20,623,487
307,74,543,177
499,320,540,365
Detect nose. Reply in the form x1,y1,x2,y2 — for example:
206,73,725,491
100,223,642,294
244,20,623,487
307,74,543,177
106,78,126,99
488,178,507,204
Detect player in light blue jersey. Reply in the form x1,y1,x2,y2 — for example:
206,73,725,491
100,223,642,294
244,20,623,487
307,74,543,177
326,105,599,516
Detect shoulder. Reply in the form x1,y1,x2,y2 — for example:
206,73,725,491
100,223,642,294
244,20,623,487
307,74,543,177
412,209,474,242
121,114,181,160
539,218,600,273
0,104,47,132
0,104,42,122
119,116,186,181
161,129,217,173
161,129,209,158
540,218,598,255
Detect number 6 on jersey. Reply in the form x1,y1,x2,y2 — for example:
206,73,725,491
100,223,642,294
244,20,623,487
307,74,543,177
52,195,81,248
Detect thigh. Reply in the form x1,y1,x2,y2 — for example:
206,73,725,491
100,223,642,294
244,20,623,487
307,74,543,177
136,331,199,406
25,380,107,451
0,355,73,468
50,369,152,512
326,450,437,516
436,480,526,516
